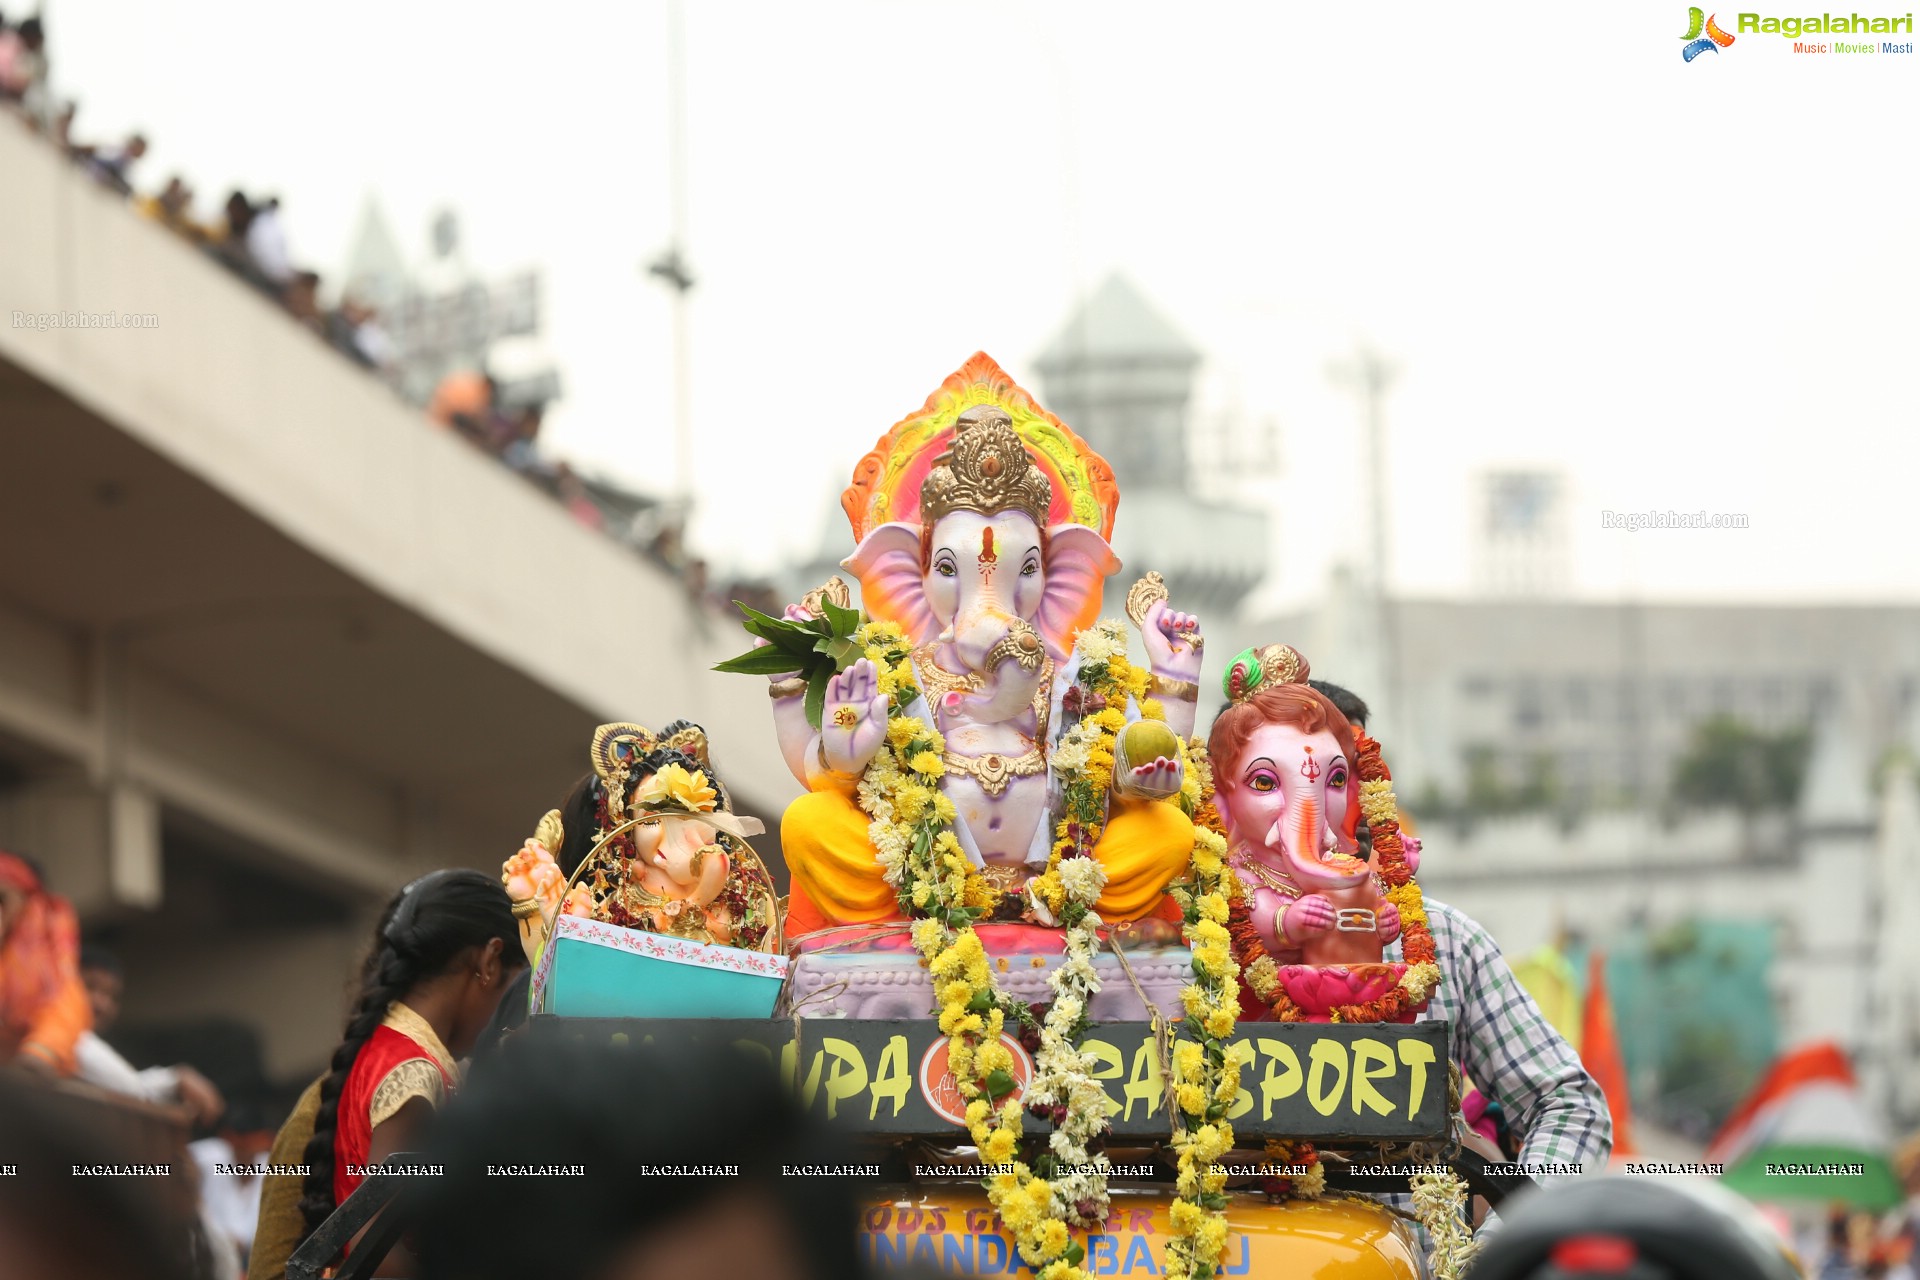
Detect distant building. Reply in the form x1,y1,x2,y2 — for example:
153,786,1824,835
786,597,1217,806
1247,594,1920,810
1420,697,1920,1126
1033,275,1268,621
1473,470,1571,598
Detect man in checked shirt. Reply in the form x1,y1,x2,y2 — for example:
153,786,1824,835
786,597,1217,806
1306,680,1613,1239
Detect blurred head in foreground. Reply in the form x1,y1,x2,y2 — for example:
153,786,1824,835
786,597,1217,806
0,1073,203,1280
1466,1175,1801,1280
411,1035,859,1280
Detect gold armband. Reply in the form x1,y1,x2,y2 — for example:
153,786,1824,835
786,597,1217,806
1149,673,1200,702
816,737,859,780
769,676,807,700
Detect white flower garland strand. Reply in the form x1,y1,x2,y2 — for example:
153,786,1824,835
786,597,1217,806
1410,1168,1482,1280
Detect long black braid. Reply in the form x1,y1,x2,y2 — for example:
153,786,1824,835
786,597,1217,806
296,868,521,1240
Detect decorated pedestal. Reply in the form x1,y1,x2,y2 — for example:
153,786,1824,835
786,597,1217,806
530,912,788,1020
785,923,1192,1021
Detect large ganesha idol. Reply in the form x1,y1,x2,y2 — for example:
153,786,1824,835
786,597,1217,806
1206,644,1440,1023
769,354,1206,938
502,720,782,963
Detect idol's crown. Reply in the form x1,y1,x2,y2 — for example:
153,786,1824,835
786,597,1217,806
919,406,1052,529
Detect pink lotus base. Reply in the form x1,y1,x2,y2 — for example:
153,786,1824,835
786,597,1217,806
1275,962,1416,1024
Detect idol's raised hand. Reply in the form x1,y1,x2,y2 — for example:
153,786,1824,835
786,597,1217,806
1141,598,1204,683
818,658,889,776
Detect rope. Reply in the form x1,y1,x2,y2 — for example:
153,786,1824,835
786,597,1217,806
1107,931,1186,1139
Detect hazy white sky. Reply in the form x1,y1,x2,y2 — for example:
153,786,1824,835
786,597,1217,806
42,0,1920,605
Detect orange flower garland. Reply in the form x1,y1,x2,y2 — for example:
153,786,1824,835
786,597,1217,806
1229,731,1439,1024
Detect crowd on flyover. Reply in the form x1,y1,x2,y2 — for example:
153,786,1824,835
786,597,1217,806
3,10,785,621
2,12,394,373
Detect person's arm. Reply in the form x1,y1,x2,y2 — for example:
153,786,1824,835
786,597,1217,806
75,1029,158,1095
357,1094,433,1277
18,970,90,1075
1444,905,1613,1176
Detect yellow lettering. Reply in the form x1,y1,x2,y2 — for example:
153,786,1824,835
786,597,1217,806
781,1041,827,1111
820,1038,868,1120
1123,1039,1164,1122
1255,1039,1303,1120
732,1038,773,1067
1225,1041,1256,1121
1307,1040,1348,1116
1083,1038,1125,1117
1397,1038,1435,1120
1350,1038,1396,1117
870,1036,911,1120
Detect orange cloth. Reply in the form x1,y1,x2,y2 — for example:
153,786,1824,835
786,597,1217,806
1092,795,1195,924
428,371,491,428
779,781,1192,927
1580,950,1636,1157
0,851,90,1075
781,775,903,926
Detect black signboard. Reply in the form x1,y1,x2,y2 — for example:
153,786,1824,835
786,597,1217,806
530,1017,1451,1144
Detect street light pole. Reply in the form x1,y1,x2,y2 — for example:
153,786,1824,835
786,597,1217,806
647,0,696,520
1330,345,1399,729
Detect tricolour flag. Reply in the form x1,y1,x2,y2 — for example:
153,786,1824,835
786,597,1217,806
1707,1041,1902,1209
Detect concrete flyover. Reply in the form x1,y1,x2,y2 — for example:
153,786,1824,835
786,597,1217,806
0,121,796,1081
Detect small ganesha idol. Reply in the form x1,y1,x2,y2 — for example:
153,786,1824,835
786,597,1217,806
502,720,782,963
1206,644,1436,1023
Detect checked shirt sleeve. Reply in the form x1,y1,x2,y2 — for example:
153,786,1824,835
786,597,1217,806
1433,901,1612,1175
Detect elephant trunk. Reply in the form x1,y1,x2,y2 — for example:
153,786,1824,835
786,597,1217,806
1274,794,1369,890
654,823,730,909
685,846,729,909
943,615,1049,724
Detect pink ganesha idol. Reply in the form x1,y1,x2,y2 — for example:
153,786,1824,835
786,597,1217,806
1206,643,1424,1023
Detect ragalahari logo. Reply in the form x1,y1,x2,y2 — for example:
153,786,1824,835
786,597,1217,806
1681,7,1738,57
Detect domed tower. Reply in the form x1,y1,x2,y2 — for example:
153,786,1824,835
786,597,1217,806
1033,275,1268,620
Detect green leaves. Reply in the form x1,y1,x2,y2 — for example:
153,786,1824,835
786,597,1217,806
806,667,834,730
710,646,808,676
984,1068,1017,1100
714,599,869,730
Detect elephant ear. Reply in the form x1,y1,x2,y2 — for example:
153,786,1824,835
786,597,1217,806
842,522,937,645
1035,524,1121,660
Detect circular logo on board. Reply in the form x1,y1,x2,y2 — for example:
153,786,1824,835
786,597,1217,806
918,1033,1034,1126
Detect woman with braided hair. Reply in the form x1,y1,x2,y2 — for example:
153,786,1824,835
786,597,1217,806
248,869,523,1280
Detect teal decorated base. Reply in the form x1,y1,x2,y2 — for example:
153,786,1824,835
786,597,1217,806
530,913,788,1020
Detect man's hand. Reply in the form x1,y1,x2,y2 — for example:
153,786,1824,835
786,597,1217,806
16,1047,59,1077
173,1066,225,1128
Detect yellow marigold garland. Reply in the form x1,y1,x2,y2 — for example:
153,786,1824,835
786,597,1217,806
1164,738,1246,1280
861,620,1106,1280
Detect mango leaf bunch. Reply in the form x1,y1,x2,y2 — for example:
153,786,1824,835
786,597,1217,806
712,597,866,729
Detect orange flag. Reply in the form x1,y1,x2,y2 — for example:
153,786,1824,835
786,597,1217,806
1581,950,1636,1157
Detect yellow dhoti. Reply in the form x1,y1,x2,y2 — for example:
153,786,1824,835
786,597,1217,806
780,777,1194,929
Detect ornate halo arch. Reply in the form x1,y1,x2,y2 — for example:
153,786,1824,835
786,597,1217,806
840,352,1120,544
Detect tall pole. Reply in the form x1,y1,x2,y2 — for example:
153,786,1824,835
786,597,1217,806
1331,346,1399,730
667,0,692,511
647,0,697,521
